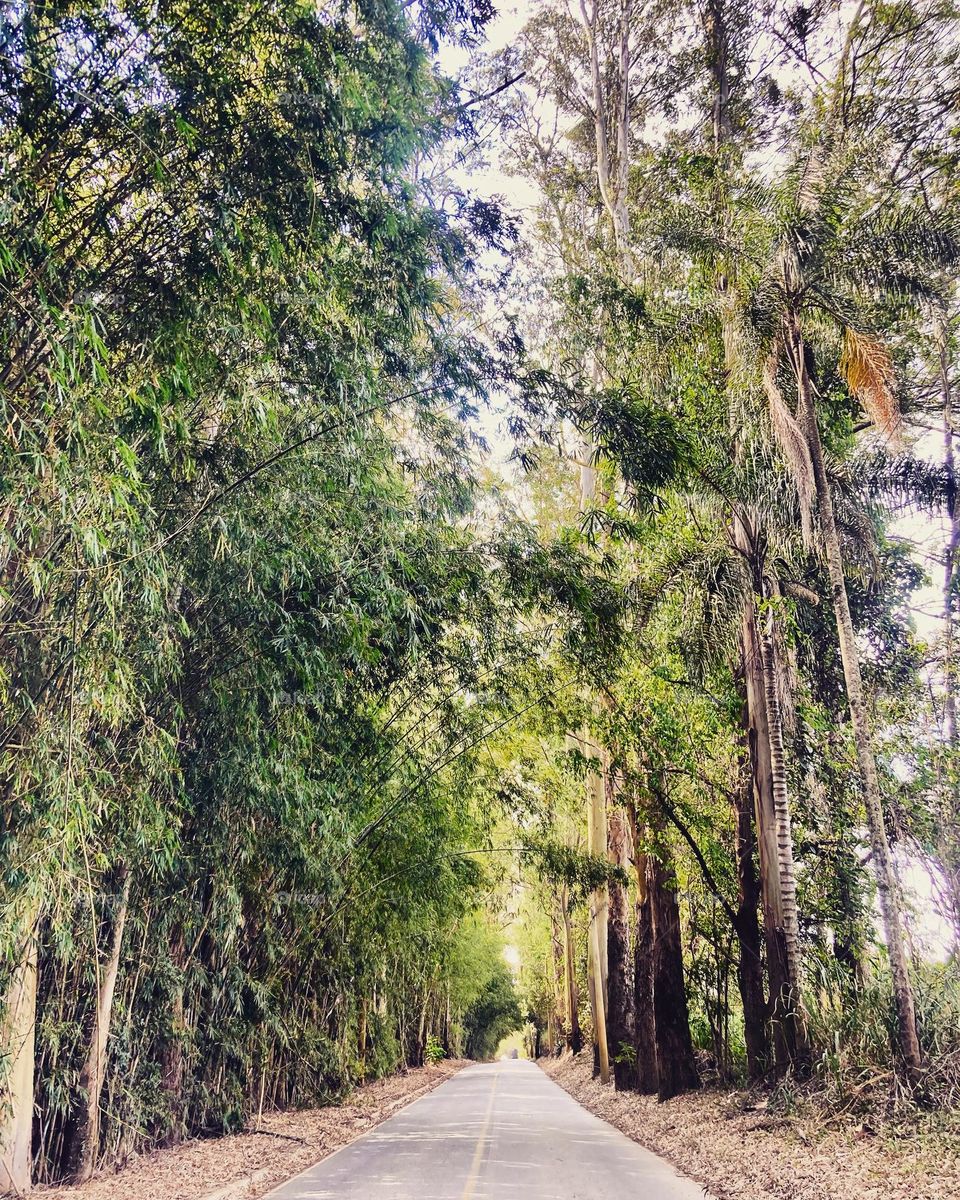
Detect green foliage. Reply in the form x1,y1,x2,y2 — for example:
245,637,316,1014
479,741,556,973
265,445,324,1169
802,956,960,1113
425,1034,446,1064
463,964,523,1061
526,839,628,908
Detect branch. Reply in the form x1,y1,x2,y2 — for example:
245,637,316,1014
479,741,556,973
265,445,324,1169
446,73,526,115
655,788,739,930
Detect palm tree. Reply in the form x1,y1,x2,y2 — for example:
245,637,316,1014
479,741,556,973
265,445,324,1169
750,169,960,1081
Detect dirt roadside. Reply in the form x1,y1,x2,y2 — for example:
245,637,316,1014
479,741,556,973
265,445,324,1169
37,1061,467,1200
541,1053,960,1200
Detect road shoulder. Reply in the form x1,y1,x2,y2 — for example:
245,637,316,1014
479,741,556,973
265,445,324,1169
541,1053,960,1200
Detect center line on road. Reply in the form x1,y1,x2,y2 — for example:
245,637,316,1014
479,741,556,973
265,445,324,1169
460,1069,500,1200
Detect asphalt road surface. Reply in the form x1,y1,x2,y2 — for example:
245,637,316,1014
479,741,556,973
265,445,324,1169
265,1060,705,1200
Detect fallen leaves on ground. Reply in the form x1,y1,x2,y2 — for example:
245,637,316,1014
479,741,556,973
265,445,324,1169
541,1054,960,1200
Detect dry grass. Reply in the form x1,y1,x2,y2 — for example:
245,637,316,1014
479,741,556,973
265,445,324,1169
542,1053,960,1200
38,1061,467,1200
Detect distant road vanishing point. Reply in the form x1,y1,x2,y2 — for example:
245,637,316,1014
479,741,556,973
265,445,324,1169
265,1060,706,1200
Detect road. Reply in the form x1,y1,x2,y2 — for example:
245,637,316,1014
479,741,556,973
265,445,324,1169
265,1060,706,1200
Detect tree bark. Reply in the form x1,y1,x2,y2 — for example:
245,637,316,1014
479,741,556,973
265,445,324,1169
545,948,556,1058
549,909,564,1056
757,589,808,1070
606,794,636,1089
737,566,796,1072
67,869,131,1183
632,865,658,1094
647,827,699,1101
159,924,187,1148
625,801,659,1095
585,737,610,1083
580,0,631,258
0,900,39,1196
936,306,960,941
789,316,922,1080
705,0,795,1079
587,908,610,1082
732,717,768,1081
560,884,582,1054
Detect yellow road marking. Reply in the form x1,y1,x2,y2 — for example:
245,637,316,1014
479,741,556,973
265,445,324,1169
460,1069,500,1200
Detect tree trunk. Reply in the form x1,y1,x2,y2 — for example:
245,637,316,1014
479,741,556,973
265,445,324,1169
606,797,635,1090
580,0,631,258
588,911,610,1082
545,951,556,1059
159,924,187,1148
936,307,960,941
0,901,39,1196
358,998,368,1067
625,801,658,1094
790,316,923,1081
943,305,959,750
757,591,808,1071
585,737,610,1083
549,910,564,1056
648,844,699,1101
732,717,768,1082
67,869,131,1183
560,885,582,1054
738,581,795,1072
706,0,797,1077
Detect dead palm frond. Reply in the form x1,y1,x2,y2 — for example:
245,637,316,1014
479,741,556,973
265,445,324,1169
762,344,815,547
839,327,901,441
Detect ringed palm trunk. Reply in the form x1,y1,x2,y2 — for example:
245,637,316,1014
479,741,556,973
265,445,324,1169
738,572,796,1071
732,718,768,1081
757,595,807,1064
706,0,794,1075
788,316,922,1080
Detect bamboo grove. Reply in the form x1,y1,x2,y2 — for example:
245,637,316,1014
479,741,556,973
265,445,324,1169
4,0,960,1195
0,0,571,1189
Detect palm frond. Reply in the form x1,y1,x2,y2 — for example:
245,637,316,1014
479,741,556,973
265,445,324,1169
840,327,901,441
763,345,815,547
848,450,949,514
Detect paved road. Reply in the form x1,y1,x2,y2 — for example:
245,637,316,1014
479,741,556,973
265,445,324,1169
265,1060,705,1200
